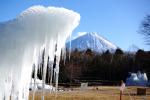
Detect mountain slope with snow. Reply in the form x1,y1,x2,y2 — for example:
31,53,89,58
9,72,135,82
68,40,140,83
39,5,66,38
66,32,118,53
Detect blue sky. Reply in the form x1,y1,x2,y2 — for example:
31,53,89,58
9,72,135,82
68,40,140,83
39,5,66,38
0,0,150,51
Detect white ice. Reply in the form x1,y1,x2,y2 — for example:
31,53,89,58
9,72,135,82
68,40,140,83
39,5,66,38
0,5,80,100
126,71,148,86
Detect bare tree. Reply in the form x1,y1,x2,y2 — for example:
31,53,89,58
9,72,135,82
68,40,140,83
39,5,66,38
139,15,150,45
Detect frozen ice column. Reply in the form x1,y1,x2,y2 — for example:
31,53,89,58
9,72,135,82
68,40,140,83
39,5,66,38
0,6,80,100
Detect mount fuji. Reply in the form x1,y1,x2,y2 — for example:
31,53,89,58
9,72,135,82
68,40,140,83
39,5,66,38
66,32,118,53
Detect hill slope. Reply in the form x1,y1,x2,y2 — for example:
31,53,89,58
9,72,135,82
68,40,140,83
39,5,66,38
66,32,118,53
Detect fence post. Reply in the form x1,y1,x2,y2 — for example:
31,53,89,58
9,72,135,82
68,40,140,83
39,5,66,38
120,91,122,100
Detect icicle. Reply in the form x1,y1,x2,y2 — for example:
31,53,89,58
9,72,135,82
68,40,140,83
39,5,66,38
69,33,72,60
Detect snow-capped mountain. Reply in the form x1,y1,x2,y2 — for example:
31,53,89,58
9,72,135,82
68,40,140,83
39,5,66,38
66,32,118,53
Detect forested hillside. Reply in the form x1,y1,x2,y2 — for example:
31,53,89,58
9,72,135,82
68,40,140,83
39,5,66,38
59,49,150,83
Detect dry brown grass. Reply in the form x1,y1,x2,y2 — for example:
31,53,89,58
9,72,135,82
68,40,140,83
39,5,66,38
29,86,150,100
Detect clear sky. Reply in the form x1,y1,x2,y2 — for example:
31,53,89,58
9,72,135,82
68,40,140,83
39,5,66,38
0,0,150,51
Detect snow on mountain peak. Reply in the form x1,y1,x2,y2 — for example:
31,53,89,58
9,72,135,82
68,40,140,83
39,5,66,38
66,32,118,53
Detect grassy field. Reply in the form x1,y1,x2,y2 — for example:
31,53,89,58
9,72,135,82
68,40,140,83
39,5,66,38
29,86,150,100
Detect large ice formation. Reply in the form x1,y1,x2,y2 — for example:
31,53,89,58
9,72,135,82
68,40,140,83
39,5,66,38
0,6,80,100
126,71,148,86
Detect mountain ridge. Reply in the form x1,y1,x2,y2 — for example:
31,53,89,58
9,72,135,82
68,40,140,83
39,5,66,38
66,32,118,53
